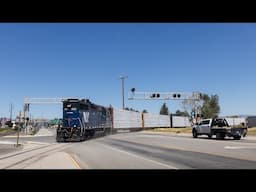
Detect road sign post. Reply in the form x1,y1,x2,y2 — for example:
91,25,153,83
16,125,20,147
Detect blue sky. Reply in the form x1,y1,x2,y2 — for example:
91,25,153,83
1,23,256,119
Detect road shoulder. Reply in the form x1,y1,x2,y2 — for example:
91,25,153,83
23,151,80,169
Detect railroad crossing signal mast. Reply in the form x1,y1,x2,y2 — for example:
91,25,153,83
128,88,202,124
24,98,72,104
23,97,79,115
23,98,71,117
23,97,80,134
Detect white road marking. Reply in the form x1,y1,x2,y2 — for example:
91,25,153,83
3,135,35,138
0,141,17,144
224,146,256,149
3,135,53,138
117,130,131,133
101,144,178,169
25,141,52,145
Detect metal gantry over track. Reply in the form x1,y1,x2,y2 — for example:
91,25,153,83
128,91,201,101
24,98,72,105
23,97,75,112
128,89,202,123
22,97,81,134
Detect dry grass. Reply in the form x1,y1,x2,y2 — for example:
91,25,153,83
0,127,13,133
146,127,192,134
248,127,256,136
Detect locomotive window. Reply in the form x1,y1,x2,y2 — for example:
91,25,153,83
80,104,89,110
64,102,80,108
72,103,80,108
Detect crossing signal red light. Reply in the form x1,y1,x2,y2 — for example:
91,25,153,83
173,93,180,98
151,93,160,98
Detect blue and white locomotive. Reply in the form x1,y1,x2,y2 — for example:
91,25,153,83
56,98,112,142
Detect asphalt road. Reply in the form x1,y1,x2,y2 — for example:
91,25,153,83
1,129,256,169
65,132,256,169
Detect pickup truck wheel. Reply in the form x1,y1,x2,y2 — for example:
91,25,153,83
234,136,241,140
208,134,212,139
192,129,198,138
216,133,225,140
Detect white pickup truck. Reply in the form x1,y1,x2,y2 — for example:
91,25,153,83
192,118,247,140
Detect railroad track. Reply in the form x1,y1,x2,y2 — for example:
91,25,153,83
0,142,73,169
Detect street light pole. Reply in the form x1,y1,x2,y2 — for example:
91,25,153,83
120,75,128,109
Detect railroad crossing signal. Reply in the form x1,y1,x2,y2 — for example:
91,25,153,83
173,94,181,98
131,88,136,93
128,90,201,101
151,93,160,98
128,89,202,124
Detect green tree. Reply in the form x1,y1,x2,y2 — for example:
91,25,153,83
175,110,189,116
201,94,220,118
124,107,139,112
142,109,148,113
160,103,169,115
181,97,197,117
182,93,220,119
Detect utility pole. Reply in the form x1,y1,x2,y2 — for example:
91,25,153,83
9,103,13,121
120,75,128,109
